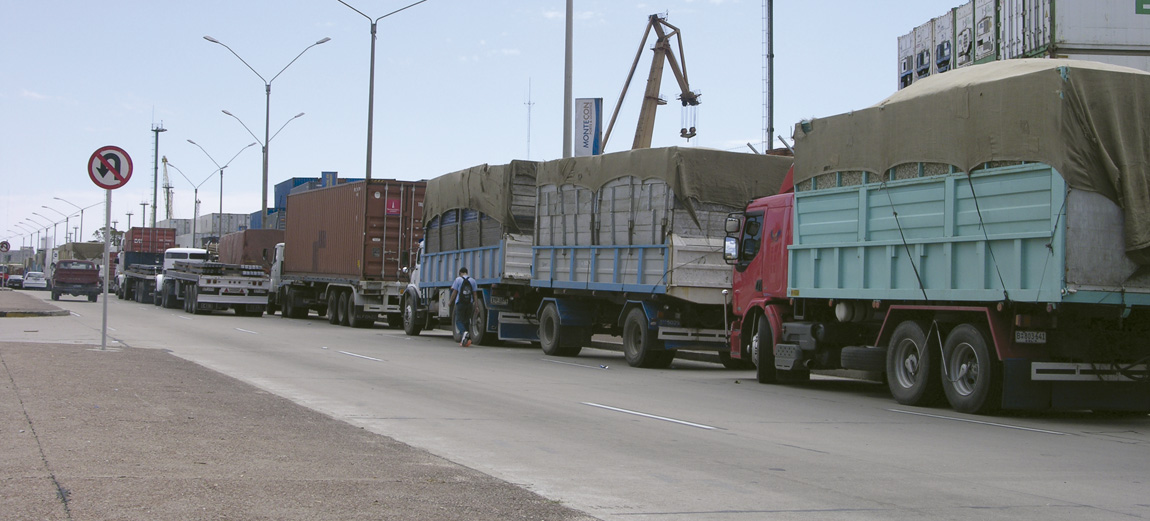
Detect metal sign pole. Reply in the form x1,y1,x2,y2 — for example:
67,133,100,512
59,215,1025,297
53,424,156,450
101,189,111,350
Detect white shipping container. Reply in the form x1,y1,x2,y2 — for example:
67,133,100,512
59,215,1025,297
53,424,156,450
898,31,916,89
914,22,934,79
999,0,1025,59
1055,0,1150,51
955,1,976,67
974,0,998,62
933,11,955,74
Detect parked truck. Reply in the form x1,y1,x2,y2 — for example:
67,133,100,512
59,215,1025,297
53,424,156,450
723,59,1150,414
154,247,269,315
403,161,539,344
519,147,791,366
114,227,176,303
218,229,283,273
271,179,425,327
50,259,101,302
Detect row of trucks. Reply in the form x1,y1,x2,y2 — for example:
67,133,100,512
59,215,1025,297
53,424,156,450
117,59,1150,415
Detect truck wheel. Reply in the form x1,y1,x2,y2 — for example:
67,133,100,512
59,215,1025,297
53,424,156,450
403,297,423,336
51,290,60,301
887,320,944,406
623,308,667,368
841,346,888,373
337,292,350,326
88,293,97,303
941,324,1000,415
539,303,579,357
753,315,778,383
348,300,373,328
471,297,497,346
327,292,340,324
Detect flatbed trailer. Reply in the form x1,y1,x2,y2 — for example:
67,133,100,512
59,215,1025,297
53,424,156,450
161,260,269,316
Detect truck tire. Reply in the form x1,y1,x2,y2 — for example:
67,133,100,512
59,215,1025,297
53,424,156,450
753,315,778,383
623,307,669,368
539,303,580,357
51,290,60,301
886,320,944,407
941,324,1000,415
327,292,340,324
470,297,497,346
841,346,888,373
403,296,423,336
348,297,373,328
88,293,97,302
337,291,350,326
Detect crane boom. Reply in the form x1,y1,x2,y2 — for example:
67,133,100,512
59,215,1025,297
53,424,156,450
161,156,174,221
602,14,700,151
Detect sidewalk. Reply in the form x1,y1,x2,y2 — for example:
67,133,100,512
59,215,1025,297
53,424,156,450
0,297,596,520
0,289,70,317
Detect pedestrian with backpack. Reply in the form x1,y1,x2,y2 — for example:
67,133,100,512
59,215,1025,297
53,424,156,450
450,267,478,346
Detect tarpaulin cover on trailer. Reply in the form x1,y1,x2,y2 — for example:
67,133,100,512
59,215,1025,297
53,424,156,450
424,160,538,234
535,146,793,210
793,59,1150,263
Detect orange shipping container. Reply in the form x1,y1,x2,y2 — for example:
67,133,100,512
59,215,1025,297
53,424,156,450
218,229,284,272
284,179,424,281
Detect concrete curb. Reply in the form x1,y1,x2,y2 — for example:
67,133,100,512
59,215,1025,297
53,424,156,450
0,309,72,317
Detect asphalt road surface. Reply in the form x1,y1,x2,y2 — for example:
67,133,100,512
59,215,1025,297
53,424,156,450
7,290,1149,521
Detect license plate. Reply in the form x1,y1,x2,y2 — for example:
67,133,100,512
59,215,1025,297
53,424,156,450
489,295,508,306
1015,330,1046,344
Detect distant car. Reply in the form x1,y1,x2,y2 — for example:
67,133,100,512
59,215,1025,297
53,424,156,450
22,271,48,290
6,274,23,288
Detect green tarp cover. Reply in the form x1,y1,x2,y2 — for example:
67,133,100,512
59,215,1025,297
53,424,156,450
793,59,1150,263
424,160,538,234
535,146,793,209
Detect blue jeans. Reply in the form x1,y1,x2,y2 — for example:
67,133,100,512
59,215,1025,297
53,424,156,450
454,302,472,339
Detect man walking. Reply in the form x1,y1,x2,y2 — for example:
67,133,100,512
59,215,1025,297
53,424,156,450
451,267,478,346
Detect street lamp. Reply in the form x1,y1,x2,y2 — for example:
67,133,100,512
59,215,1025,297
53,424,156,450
41,206,71,244
338,0,429,181
187,139,258,242
204,35,330,228
54,197,96,243
31,213,58,250
166,161,217,248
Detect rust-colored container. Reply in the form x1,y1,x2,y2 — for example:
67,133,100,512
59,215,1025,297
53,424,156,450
218,229,284,272
284,179,425,281
123,227,177,253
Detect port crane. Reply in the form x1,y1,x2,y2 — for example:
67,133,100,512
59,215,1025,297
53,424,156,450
602,14,701,151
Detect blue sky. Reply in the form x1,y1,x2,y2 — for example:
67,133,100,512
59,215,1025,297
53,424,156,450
1,0,959,246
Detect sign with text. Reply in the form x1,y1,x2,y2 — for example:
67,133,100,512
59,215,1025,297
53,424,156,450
575,98,603,157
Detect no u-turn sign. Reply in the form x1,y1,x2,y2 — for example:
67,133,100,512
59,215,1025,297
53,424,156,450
88,145,133,190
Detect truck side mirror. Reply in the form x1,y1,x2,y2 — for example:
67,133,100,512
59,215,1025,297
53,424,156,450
725,214,742,234
723,236,739,264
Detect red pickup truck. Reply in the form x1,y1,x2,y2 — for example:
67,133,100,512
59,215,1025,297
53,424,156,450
51,260,101,302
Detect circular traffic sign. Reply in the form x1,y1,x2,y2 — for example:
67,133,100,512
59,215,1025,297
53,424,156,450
88,145,133,190
0,241,9,253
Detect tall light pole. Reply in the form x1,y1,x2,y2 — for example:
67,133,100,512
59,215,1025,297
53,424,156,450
152,124,167,227
187,140,258,241
167,161,217,248
54,197,88,242
338,0,429,180
31,213,58,250
41,206,71,244
204,35,330,228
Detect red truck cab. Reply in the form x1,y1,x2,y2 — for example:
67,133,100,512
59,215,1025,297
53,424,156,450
51,259,101,302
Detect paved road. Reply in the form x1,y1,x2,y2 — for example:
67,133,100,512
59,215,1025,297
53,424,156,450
6,289,1150,520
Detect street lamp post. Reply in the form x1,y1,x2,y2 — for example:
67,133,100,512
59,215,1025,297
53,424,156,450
187,140,258,241
167,161,217,248
204,35,330,229
338,0,429,181
31,213,57,250
41,206,71,244
54,197,97,243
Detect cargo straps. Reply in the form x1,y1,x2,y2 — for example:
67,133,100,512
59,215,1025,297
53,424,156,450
965,172,1010,303
879,181,929,302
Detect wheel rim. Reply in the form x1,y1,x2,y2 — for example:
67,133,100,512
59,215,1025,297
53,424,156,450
624,317,641,358
948,341,980,397
893,338,922,390
404,300,414,325
541,309,556,346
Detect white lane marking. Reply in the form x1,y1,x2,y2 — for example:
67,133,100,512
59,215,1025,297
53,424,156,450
174,315,192,321
338,351,383,362
70,312,82,317
544,359,608,369
888,409,1067,435
107,327,116,331
234,328,258,335
583,402,719,431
